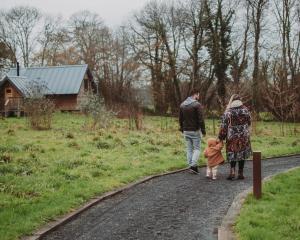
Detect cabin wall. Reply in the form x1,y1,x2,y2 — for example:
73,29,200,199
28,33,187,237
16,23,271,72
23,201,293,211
47,95,78,111
0,81,22,111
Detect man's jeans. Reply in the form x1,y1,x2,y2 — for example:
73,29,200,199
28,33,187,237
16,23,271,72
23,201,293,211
183,130,201,167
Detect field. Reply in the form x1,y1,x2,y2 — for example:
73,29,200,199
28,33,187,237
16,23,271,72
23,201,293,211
236,167,300,240
0,113,300,240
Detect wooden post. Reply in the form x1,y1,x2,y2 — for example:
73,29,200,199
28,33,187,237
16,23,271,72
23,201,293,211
253,151,262,199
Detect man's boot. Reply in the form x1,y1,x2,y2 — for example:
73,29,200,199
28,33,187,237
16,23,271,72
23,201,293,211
190,166,199,174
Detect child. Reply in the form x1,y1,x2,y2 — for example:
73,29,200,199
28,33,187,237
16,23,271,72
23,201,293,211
204,138,224,180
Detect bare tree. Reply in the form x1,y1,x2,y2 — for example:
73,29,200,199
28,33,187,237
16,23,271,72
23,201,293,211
160,2,185,111
3,6,41,67
0,41,15,75
69,11,109,70
103,27,141,107
296,4,300,73
181,0,213,100
247,0,269,112
0,11,17,66
35,28,71,66
129,1,172,114
261,59,299,131
273,0,299,88
33,16,63,66
230,1,251,93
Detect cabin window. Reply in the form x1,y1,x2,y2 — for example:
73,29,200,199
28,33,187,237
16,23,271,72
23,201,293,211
5,88,13,98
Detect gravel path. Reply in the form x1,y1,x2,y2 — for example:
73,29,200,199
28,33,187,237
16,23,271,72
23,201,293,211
41,155,300,240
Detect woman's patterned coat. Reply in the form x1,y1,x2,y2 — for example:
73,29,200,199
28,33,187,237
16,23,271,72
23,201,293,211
218,105,252,162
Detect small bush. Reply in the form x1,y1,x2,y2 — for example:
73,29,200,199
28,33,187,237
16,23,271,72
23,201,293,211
259,112,276,122
23,81,55,130
79,92,115,129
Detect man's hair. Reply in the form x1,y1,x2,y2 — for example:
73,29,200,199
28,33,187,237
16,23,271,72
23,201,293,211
190,88,200,96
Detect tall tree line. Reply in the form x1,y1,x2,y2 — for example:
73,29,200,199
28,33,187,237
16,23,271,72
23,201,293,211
0,0,299,119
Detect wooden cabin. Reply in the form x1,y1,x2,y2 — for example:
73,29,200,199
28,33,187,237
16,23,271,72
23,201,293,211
0,64,96,116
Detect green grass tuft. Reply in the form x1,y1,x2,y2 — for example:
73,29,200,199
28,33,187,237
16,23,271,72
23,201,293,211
236,168,300,240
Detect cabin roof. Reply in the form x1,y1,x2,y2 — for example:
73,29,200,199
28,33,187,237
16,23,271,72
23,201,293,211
5,64,90,95
0,76,32,96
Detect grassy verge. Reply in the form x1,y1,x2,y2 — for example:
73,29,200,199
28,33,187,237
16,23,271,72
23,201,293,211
235,167,300,240
0,113,299,240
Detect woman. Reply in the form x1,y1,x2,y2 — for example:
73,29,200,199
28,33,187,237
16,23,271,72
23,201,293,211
218,94,252,180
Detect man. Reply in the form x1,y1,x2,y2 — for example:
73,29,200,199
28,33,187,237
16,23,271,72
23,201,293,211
179,89,206,174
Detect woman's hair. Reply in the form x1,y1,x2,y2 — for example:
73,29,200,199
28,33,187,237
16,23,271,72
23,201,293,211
232,94,241,101
226,94,241,110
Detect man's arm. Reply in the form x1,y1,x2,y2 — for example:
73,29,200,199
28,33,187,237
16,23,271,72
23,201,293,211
179,108,183,132
197,104,206,136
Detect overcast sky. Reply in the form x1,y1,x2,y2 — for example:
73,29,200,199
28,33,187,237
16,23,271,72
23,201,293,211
1,0,151,28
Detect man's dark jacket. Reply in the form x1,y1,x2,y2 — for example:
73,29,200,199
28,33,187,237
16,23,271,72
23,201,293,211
179,97,206,135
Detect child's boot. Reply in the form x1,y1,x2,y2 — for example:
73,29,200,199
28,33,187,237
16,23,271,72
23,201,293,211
212,167,217,180
206,167,211,178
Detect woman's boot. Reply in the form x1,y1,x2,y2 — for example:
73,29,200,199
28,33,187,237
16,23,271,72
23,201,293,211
237,169,245,179
227,168,235,180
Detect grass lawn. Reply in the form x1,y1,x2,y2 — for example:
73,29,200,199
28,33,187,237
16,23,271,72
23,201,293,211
0,113,299,240
235,167,300,240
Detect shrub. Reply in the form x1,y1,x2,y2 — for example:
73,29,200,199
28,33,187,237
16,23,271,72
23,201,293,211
79,92,115,129
23,81,55,130
259,112,276,122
